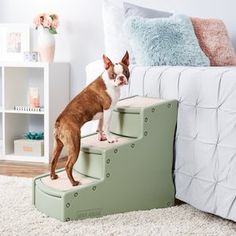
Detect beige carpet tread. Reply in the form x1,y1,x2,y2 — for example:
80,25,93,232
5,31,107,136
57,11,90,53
41,170,98,191
81,134,133,150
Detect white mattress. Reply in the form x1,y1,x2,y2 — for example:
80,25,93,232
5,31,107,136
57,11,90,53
86,61,236,222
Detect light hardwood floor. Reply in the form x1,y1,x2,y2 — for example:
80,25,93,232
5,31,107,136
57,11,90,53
0,158,67,178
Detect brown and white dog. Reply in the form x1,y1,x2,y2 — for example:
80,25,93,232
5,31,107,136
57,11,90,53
50,51,130,186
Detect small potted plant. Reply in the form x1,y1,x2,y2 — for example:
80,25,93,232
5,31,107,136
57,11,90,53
33,13,59,62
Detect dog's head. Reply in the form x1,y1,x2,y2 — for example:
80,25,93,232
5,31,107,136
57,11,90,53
103,51,130,87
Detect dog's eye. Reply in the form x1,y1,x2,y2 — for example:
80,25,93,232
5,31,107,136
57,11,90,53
112,73,116,78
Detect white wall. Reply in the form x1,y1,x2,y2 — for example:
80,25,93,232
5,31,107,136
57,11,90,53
1,0,236,97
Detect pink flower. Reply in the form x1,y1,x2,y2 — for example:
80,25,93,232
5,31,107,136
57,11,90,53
33,13,59,33
50,14,59,29
33,13,44,29
51,14,59,21
52,19,59,29
42,14,52,28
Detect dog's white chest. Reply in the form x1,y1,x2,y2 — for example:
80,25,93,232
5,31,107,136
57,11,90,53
107,86,120,106
102,72,120,107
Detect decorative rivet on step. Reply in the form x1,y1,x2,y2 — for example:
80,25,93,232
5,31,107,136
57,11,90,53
144,131,148,136
131,143,135,148
66,203,70,208
167,202,171,206
168,103,171,108
66,218,70,221
106,173,110,178
145,117,148,122
106,159,110,164
114,149,118,154
152,108,155,112
74,192,78,197
92,186,96,191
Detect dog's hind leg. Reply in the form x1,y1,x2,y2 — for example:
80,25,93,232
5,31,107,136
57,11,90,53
65,132,81,186
50,137,64,180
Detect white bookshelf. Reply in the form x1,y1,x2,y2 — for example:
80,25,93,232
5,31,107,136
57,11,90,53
0,62,69,163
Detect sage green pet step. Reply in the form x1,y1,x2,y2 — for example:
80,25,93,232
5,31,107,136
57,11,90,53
33,96,177,221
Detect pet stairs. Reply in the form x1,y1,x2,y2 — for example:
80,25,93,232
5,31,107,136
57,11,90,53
33,96,177,221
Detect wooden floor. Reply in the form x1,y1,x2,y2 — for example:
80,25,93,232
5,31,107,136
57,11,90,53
0,158,67,178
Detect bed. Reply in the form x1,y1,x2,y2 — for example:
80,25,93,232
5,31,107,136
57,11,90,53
86,61,236,222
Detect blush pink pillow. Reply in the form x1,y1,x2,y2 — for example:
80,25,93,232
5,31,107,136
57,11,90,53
191,17,236,66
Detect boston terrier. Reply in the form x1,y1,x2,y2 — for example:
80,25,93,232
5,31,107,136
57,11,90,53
50,51,130,186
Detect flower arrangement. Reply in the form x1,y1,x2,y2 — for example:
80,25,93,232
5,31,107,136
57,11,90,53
33,13,59,34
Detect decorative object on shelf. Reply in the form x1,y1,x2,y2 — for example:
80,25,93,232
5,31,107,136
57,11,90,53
23,51,39,62
14,139,44,157
0,24,30,62
24,131,44,140
29,87,40,107
33,13,59,62
14,105,43,112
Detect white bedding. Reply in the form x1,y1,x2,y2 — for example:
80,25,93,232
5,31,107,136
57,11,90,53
86,61,236,222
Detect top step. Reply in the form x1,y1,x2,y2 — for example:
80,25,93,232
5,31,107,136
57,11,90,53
110,96,169,138
114,96,165,112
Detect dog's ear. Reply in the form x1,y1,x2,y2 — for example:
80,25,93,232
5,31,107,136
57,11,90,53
121,51,129,67
103,54,113,70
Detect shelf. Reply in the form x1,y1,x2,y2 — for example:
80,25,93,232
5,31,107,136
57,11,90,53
2,154,48,163
5,109,44,115
0,61,67,68
4,113,44,156
4,67,45,110
0,62,70,163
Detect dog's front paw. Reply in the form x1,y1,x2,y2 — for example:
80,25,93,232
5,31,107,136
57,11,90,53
98,132,107,141
107,136,118,143
50,174,58,180
72,180,81,186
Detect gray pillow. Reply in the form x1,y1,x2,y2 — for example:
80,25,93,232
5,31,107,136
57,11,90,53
124,15,210,66
123,2,173,63
123,2,173,19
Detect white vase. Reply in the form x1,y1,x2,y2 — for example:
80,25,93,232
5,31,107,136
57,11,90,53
37,27,55,62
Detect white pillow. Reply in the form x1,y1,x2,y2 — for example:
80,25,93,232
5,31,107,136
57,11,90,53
102,0,132,62
123,2,173,19
102,0,173,64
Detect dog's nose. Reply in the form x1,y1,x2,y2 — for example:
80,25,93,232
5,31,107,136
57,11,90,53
119,76,124,81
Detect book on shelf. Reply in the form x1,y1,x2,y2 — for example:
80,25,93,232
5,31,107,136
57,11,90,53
14,106,44,112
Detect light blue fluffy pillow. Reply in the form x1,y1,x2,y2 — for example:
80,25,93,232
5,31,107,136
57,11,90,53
124,15,210,66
